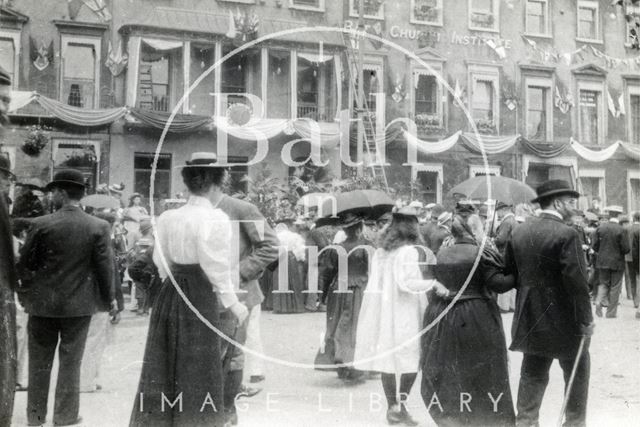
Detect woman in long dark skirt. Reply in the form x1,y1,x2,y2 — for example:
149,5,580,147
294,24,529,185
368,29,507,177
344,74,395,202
421,212,516,427
315,214,372,381
129,152,248,427
272,223,307,314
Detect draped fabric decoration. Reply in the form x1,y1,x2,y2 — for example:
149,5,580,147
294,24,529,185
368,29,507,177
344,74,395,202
37,96,127,126
521,155,578,182
403,130,462,154
292,119,341,148
520,138,569,158
129,108,211,133
8,91,37,113
141,38,183,51
569,138,620,162
619,142,640,161
460,133,519,155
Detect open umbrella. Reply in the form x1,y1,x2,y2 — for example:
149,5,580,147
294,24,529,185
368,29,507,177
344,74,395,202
447,176,536,206
317,189,394,221
81,194,121,210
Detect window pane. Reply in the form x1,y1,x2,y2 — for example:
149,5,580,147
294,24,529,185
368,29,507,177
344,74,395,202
578,7,596,39
0,39,14,83
297,54,336,121
579,90,600,144
139,45,171,112
526,1,545,34
221,45,261,108
134,153,172,200
65,45,94,80
417,171,438,204
579,177,600,209
527,87,547,140
415,74,437,115
472,80,494,121
268,50,291,119
294,0,320,7
189,44,216,116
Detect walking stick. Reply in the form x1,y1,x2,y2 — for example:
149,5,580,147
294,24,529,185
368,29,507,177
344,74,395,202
556,336,587,427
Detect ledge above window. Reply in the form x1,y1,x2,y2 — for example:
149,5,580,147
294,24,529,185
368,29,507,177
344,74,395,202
575,37,604,45
53,20,108,37
289,0,325,13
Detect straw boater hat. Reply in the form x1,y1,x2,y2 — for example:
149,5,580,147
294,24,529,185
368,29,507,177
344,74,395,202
437,211,453,226
393,205,421,218
108,183,125,194
178,152,221,168
44,169,87,191
531,180,580,204
605,205,624,214
408,200,424,209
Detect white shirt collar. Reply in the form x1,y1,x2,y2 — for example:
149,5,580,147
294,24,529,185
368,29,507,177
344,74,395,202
540,209,563,220
187,195,214,208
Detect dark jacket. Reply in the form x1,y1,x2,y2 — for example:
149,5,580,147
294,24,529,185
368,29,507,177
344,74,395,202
593,220,630,271
217,195,279,309
424,224,451,254
505,213,593,359
494,214,516,255
631,223,639,272
17,205,114,317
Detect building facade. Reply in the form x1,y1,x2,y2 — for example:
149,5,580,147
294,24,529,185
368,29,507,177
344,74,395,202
1,0,639,212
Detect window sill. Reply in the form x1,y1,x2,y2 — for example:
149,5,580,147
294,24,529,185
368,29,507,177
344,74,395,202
349,12,385,21
289,5,325,12
575,37,604,45
410,18,443,27
523,33,553,40
468,25,499,34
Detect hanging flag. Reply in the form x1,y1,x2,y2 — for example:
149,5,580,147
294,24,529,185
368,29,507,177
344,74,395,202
67,0,84,20
607,89,623,118
105,40,128,76
555,85,573,114
618,92,626,116
453,79,466,106
225,11,237,39
30,37,54,71
485,39,507,59
82,0,111,22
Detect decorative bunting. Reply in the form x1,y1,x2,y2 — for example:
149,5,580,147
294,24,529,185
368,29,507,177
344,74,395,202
29,37,54,71
105,40,128,76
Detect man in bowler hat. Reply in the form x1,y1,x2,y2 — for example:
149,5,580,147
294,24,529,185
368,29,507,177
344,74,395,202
504,180,594,426
17,169,115,426
592,205,630,318
0,64,17,426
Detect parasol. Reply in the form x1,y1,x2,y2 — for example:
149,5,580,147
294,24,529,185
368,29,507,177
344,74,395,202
317,189,394,222
447,176,537,206
81,194,121,210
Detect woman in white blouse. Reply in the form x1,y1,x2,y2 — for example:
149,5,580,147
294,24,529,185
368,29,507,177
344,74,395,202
354,206,447,426
130,152,248,427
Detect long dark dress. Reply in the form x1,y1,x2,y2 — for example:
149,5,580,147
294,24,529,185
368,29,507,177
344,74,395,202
421,237,515,426
129,265,224,427
314,236,371,369
272,252,306,314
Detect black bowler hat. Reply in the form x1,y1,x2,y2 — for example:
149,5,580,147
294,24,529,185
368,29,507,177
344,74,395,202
456,201,476,214
531,180,579,204
44,169,87,191
0,154,15,179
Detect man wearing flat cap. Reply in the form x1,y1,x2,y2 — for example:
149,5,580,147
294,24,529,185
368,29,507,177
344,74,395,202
592,205,630,318
0,64,17,427
17,169,115,426
504,180,594,426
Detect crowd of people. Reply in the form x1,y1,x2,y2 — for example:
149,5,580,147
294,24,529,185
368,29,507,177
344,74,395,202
0,61,639,427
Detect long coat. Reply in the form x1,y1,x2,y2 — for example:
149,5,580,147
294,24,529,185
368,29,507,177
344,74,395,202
17,205,114,317
593,220,630,271
505,213,593,359
354,245,436,374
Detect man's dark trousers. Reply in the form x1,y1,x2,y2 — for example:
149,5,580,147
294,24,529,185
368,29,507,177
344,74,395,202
596,268,624,317
517,349,590,427
27,315,91,425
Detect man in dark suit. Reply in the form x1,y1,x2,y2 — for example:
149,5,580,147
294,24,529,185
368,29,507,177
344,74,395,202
17,169,115,426
0,65,17,427
592,205,630,318
494,202,516,255
217,174,279,426
505,180,594,427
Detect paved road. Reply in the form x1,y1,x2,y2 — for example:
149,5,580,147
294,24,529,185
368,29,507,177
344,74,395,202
11,297,640,426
